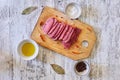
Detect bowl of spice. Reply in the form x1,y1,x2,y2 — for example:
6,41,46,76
74,61,90,76
65,2,82,19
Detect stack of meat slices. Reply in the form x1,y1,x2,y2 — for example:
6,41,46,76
42,17,81,48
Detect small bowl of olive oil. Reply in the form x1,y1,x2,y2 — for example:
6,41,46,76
17,39,39,60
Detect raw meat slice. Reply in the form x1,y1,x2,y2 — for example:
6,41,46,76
42,18,54,34
49,23,60,38
62,28,81,48
53,23,65,40
48,21,59,35
64,27,75,43
63,26,73,41
59,25,69,40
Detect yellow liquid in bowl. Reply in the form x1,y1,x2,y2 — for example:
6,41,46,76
22,43,35,57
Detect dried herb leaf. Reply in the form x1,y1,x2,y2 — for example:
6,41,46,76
22,6,38,15
51,64,65,74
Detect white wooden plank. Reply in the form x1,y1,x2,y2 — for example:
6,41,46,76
0,0,120,80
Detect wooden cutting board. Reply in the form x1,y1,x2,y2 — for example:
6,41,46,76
31,6,96,60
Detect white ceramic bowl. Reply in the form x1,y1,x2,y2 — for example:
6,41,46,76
65,3,82,19
17,39,39,60
74,61,90,76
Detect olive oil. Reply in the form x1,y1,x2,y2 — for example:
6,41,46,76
22,43,35,57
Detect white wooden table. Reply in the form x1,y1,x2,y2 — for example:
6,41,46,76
0,0,120,80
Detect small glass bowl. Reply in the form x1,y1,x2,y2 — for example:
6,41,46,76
65,3,82,19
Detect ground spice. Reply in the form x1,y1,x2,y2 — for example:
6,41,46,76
75,61,86,72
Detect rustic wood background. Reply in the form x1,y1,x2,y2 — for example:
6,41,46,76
0,0,120,80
